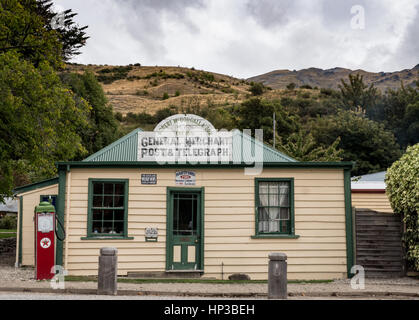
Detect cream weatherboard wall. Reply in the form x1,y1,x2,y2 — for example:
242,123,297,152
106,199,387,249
351,192,393,213
16,184,58,266
64,167,347,280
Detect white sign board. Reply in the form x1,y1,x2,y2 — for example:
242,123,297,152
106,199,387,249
175,171,196,186
137,114,232,163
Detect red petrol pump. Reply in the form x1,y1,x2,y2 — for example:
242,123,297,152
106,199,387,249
35,201,56,280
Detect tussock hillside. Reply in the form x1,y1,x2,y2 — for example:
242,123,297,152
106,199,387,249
64,63,418,115
248,65,419,91
64,64,252,115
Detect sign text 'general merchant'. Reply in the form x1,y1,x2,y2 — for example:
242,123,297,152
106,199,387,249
137,132,233,163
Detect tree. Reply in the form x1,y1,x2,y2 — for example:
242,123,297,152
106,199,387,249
374,80,419,149
35,0,88,61
0,0,88,68
278,130,343,161
0,51,89,201
339,74,379,112
385,144,419,271
233,98,300,146
249,82,264,96
310,110,402,176
60,71,120,157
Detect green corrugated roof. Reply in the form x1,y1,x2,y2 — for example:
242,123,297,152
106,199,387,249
83,128,143,162
83,127,296,163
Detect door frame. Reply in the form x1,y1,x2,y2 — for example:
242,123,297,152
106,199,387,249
165,187,205,271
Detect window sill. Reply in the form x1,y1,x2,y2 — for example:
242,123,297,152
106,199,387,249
251,234,300,239
81,236,134,240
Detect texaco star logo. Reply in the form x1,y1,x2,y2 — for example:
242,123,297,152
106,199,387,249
40,237,51,249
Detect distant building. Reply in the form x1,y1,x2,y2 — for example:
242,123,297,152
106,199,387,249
0,197,18,218
351,171,393,213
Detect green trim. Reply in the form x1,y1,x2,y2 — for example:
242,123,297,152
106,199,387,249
18,196,22,266
251,235,300,239
81,236,134,240
85,178,130,239
166,187,205,271
13,177,59,195
344,169,354,278
254,178,296,237
58,161,354,170
56,169,66,267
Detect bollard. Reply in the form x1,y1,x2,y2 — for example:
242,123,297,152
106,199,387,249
268,252,287,299
98,247,118,295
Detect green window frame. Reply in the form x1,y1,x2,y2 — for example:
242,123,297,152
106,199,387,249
253,178,299,239
84,178,132,239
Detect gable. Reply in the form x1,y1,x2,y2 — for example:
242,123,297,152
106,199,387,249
83,127,296,163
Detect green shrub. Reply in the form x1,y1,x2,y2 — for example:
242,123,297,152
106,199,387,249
386,143,419,271
0,216,17,229
162,92,169,100
114,112,123,122
249,82,264,96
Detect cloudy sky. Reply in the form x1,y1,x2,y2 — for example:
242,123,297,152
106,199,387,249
55,0,419,79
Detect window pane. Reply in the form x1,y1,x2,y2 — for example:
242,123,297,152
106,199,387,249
258,207,269,221
269,183,279,194
104,183,114,194
269,193,279,206
103,209,113,221
92,209,102,221
113,209,124,221
93,196,102,207
280,208,290,220
93,182,103,194
113,221,124,234
92,220,102,234
114,183,124,195
114,195,124,207
279,182,289,194
103,196,113,207
279,193,289,206
259,182,269,194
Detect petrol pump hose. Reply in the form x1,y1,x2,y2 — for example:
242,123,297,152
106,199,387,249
55,215,66,241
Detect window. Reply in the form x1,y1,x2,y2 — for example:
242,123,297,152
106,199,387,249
87,179,129,238
40,195,57,208
255,178,295,237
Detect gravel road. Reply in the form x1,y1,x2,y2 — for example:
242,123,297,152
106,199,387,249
1,266,418,298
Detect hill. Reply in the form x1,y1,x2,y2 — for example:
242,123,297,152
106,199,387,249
247,65,419,91
64,64,251,115
64,63,418,115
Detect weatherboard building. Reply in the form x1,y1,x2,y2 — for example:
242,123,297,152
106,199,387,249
14,114,354,280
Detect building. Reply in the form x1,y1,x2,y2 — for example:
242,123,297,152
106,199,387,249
0,197,18,218
351,171,393,213
14,114,354,280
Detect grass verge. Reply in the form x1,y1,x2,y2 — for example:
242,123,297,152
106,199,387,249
64,275,333,284
0,229,16,239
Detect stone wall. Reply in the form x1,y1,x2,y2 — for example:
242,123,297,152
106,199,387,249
0,238,16,265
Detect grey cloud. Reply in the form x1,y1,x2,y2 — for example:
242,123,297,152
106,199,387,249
388,4,419,70
246,0,298,28
320,0,389,30
115,0,205,57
